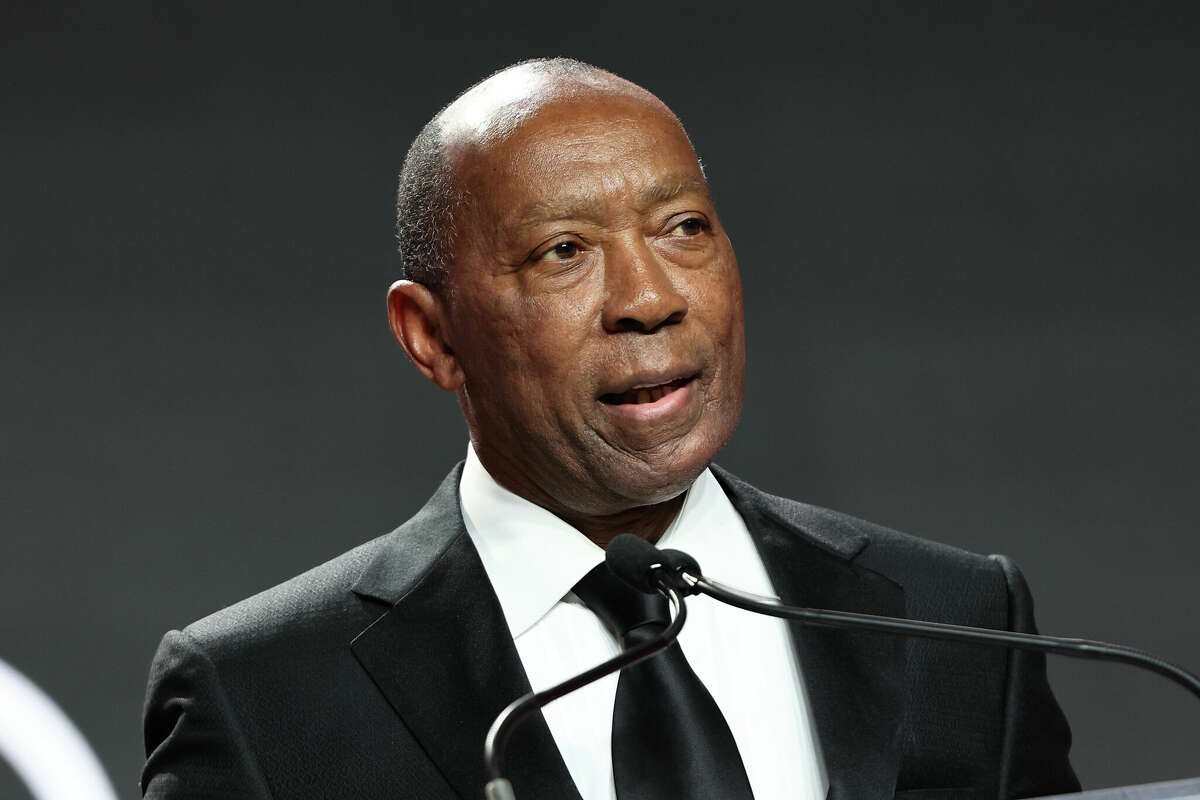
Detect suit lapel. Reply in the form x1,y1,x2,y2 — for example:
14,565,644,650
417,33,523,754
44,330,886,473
712,466,908,800
348,462,906,799
350,465,581,800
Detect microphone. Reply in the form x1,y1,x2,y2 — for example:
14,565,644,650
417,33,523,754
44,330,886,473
605,533,1200,702
603,533,698,594
482,563,689,800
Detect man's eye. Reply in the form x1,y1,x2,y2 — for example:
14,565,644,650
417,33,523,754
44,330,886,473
542,241,580,260
670,217,708,236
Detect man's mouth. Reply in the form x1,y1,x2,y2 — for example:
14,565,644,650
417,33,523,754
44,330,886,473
600,376,694,406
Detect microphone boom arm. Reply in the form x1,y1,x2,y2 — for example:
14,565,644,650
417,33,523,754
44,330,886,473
686,573,1200,702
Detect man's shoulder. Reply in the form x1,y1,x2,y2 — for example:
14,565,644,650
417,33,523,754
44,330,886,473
179,530,396,661
821,502,1015,619
178,465,466,663
712,465,1015,617
714,464,998,569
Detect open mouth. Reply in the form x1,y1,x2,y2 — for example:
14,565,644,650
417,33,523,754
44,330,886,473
599,376,694,406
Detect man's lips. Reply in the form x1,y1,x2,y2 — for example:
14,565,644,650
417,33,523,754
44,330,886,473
599,374,697,406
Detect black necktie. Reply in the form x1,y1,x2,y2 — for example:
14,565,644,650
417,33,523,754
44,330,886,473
572,562,756,800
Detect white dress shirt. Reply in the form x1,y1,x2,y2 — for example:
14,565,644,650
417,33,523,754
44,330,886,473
459,444,827,800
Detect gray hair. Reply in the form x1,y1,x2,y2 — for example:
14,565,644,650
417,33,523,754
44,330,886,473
394,117,462,290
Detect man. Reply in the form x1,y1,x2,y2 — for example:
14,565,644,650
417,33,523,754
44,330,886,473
142,59,1080,799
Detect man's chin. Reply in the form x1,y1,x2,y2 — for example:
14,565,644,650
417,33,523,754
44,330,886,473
595,443,714,509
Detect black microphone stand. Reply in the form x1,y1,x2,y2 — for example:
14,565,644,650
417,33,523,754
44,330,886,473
686,573,1200,702
482,582,688,800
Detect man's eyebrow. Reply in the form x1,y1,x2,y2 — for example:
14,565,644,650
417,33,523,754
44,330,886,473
507,173,713,231
636,174,713,211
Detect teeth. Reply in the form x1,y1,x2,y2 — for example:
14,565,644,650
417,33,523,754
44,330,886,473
601,378,690,405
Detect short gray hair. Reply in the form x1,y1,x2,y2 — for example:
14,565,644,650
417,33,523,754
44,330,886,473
394,117,462,290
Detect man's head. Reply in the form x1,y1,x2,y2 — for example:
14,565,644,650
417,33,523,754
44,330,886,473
388,58,745,531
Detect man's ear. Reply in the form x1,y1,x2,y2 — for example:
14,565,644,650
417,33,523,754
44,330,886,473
387,280,465,392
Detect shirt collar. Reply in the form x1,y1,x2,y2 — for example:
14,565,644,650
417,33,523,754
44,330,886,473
656,464,726,554
458,444,723,639
459,444,604,638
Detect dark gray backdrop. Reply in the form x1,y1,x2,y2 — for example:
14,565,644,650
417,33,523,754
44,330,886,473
2,2,1197,796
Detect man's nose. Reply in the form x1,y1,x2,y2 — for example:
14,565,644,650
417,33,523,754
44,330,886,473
601,239,688,334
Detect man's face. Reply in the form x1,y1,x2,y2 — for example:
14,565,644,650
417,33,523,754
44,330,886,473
444,90,745,517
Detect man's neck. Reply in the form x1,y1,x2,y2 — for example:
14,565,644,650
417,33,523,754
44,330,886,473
470,444,688,548
554,493,685,548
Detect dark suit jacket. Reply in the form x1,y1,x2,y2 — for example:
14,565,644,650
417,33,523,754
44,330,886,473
142,464,1080,799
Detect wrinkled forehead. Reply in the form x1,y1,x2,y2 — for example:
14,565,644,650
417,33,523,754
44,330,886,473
452,93,706,240
432,66,708,264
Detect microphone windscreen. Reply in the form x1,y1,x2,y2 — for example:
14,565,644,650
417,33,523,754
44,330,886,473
605,534,664,594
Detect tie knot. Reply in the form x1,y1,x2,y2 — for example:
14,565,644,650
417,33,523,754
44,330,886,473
573,562,670,643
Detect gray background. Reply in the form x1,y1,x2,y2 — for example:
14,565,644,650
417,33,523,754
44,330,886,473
2,2,1197,796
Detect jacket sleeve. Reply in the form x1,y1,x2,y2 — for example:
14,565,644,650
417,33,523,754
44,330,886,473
141,629,275,799
989,555,1082,798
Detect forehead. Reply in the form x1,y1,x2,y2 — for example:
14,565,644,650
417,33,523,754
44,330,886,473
453,92,708,230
